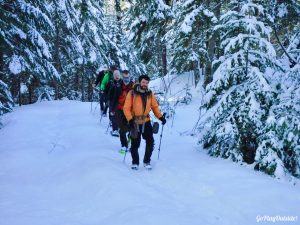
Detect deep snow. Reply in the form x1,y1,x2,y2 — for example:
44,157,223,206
0,99,299,225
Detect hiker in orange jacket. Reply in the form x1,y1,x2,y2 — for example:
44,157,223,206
123,74,166,170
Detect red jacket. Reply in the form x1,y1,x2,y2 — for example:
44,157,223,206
118,82,133,110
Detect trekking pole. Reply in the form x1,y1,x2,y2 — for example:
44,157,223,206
90,91,94,112
157,124,165,160
91,88,97,113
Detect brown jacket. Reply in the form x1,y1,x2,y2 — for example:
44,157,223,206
123,84,162,124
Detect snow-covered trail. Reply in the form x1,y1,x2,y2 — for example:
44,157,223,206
0,100,299,225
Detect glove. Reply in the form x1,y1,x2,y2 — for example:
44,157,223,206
159,116,166,125
129,119,135,129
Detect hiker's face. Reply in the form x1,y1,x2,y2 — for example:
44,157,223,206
114,73,121,80
140,79,149,90
122,73,129,78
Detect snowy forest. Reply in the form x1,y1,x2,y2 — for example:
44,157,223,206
1,0,300,180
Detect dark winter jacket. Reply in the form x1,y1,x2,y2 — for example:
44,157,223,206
107,79,123,112
94,70,106,87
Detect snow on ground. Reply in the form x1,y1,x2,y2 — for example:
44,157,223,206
0,99,299,225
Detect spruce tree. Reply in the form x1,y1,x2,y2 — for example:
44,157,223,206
127,0,173,77
255,0,300,178
199,1,280,169
168,0,219,86
75,0,109,101
111,0,145,77
48,0,82,100
0,80,13,127
1,0,59,105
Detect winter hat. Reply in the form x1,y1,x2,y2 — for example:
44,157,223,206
138,74,150,82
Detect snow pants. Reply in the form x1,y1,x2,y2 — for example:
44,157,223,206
99,92,107,113
130,121,154,165
116,109,130,148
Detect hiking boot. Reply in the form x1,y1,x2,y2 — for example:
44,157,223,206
143,163,152,170
131,164,139,170
119,147,127,154
110,130,119,137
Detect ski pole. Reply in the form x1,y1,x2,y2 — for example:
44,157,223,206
91,89,97,112
90,91,93,112
157,124,165,160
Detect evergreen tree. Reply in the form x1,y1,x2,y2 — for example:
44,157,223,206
75,0,110,101
103,0,122,66
267,0,300,68
127,0,173,77
0,80,13,127
255,0,300,178
112,0,145,77
256,65,300,178
0,0,59,104
48,0,82,100
168,0,218,86
199,1,281,171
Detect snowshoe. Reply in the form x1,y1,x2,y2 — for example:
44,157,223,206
143,163,152,170
101,111,107,117
110,130,119,137
119,147,127,154
131,164,139,170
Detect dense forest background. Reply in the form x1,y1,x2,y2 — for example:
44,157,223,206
1,0,299,179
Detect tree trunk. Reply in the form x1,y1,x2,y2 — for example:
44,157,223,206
161,0,173,77
204,1,221,88
81,65,85,102
0,50,3,81
115,0,122,47
162,44,167,76
193,60,200,87
53,9,63,100
18,74,21,106
156,38,162,76
273,24,297,67
164,0,173,6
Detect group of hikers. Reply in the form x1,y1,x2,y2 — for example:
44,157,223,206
92,65,166,170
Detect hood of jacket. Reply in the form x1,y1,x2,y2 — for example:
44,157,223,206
132,83,152,96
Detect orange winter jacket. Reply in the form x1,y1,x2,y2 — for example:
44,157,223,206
123,84,163,124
